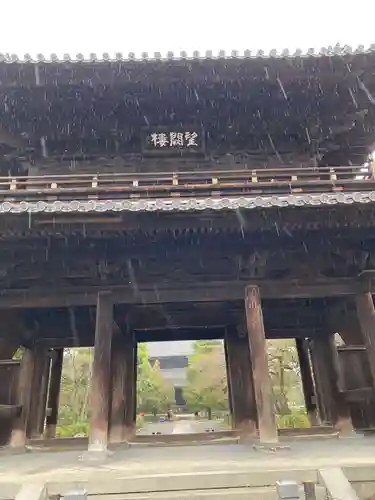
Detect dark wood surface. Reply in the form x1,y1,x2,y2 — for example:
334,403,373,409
0,164,371,202
245,286,278,443
355,293,375,387
88,292,113,451
109,332,132,443
296,339,319,425
9,349,34,447
27,346,50,438
45,348,64,439
225,330,257,435
0,50,374,169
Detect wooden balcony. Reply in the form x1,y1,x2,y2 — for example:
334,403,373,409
0,164,374,203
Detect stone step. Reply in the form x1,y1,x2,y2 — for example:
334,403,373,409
91,485,326,499
50,469,319,496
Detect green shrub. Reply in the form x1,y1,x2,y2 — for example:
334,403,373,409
276,409,310,429
136,415,145,429
56,421,89,437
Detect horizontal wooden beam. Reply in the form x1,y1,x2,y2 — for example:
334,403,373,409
1,164,372,203
34,327,322,348
0,278,363,309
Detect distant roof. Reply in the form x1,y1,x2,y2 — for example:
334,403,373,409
148,341,194,358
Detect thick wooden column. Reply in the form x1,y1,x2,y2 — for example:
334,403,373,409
9,348,34,448
310,335,353,433
27,346,50,438
309,340,331,423
88,292,113,452
45,348,64,439
224,329,257,435
295,339,320,426
224,340,233,417
245,286,278,443
355,293,375,387
124,337,137,439
108,332,136,443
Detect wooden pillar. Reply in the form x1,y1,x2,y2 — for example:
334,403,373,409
224,340,233,417
327,334,354,433
245,285,278,443
36,350,50,436
88,292,113,452
124,337,137,439
224,329,257,435
309,340,331,423
108,332,136,443
45,348,64,439
27,346,50,438
355,293,375,387
310,335,353,433
295,339,320,426
9,348,34,448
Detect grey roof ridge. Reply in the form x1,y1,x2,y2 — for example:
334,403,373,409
1,44,375,64
0,191,374,214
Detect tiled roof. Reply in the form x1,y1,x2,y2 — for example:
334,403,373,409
0,191,375,214
1,44,374,63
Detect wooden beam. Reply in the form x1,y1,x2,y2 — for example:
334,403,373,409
245,286,278,443
88,292,113,453
34,326,323,348
45,349,63,439
0,278,362,309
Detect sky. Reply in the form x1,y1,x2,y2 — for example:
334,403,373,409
0,0,374,57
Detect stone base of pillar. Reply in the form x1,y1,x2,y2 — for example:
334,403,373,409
123,424,136,441
235,420,257,438
81,448,113,463
335,416,356,437
44,424,57,440
307,411,321,427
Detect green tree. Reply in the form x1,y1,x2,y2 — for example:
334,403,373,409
137,344,174,416
58,348,92,436
268,340,301,415
184,342,228,419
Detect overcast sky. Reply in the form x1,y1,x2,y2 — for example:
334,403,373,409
0,0,373,56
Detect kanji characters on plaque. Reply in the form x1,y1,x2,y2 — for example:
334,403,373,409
149,131,199,148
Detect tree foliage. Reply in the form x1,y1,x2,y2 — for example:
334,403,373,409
183,341,228,418
268,339,302,415
137,343,175,415
58,348,92,433
183,339,303,419
56,343,174,436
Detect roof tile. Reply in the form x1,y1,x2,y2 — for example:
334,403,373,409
0,44,374,64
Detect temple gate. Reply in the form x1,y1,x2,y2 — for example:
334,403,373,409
0,46,374,450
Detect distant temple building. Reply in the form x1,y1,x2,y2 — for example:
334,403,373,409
148,341,194,406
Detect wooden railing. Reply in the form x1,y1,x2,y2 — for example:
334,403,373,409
0,164,374,202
